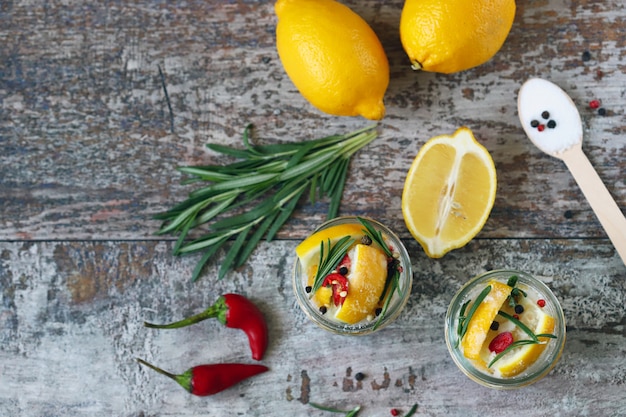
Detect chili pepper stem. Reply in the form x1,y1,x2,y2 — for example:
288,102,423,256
143,296,228,329
136,358,192,392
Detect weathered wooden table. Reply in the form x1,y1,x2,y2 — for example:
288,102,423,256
2,1,625,416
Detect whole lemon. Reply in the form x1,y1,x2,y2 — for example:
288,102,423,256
275,0,389,120
400,0,516,74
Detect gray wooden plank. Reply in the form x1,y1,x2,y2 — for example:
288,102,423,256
0,239,624,416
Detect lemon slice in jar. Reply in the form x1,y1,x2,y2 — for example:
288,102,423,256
460,280,511,360
334,244,388,324
482,298,556,377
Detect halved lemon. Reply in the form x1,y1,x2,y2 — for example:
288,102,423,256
481,297,556,377
461,280,511,360
402,127,497,258
296,223,364,267
335,244,388,324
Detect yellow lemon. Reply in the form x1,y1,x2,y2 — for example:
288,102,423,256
335,244,388,324
481,297,557,377
399,0,516,73
401,127,497,258
461,281,511,360
275,0,389,120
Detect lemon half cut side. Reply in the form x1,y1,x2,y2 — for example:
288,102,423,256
401,127,497,258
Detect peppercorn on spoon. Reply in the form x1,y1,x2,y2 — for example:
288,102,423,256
517,77,626,267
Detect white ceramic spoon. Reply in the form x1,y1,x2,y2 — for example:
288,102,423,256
517,77,626,266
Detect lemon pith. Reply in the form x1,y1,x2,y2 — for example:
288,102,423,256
401,127,497,258
275,0,389,120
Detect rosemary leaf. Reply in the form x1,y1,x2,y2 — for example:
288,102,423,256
497,310,539,341
487,339,541,368
190,235,229,282
218,226,251,279
458,285,492,343
327,158,349,218
405,404,419,417
536,333,557,339
265,184,307,241
357,216,393,258
235,211,280,268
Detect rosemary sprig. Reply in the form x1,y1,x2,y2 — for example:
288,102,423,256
455,285,492,347
356,217,404,330
309,402,361,416
310,236,355,295
155,124,378,281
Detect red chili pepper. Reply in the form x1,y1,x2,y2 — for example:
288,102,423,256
338,253,351,271
136,358,268,396
322,273,349,306
144,293,268,361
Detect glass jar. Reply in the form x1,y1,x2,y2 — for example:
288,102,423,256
293,216,413,335
445,269,566,389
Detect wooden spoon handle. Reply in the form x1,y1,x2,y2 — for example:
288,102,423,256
561,146,626,266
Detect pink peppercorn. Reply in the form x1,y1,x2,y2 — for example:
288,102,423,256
391,409,399,416
537,299,546,307
589,100,601,109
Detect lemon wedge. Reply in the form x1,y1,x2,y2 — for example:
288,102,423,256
334,244,388,324
461,280,511,360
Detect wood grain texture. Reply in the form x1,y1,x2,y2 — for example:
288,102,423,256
1,0,626,416
0,239,625,416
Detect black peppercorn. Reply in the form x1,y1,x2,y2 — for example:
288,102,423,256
541,111,550,119
339,266,349,275
514,304,524,314
319,306,327,314
547,120,556,129
361,235,373,245
582,50,591,62
355,372,365,381
375,307,382,316
530,120,539,128
490,321,500,331
305,286,312,293
598,107,607,116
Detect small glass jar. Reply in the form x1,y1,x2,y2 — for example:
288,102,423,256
445,269,566,389
293,216,413,335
